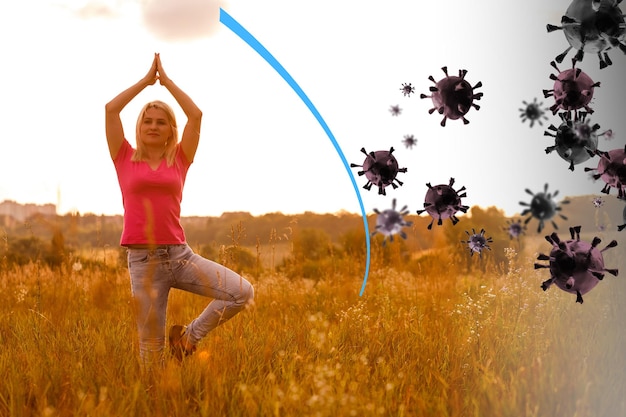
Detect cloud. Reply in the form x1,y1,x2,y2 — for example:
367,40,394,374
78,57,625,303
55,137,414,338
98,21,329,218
74,1,118,19
140,0,225,42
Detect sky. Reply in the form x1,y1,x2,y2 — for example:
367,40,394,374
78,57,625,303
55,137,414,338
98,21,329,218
1,0,625,220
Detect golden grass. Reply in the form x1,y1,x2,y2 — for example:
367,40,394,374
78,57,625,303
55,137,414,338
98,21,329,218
1,235,625,416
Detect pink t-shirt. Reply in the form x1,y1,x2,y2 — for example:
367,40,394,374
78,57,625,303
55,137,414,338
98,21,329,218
113,139,191,245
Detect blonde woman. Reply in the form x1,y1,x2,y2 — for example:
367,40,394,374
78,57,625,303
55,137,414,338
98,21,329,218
105,53,254,371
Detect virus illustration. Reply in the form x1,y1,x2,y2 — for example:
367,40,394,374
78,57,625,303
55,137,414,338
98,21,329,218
592,196,605,207
585,145,626,199
400,83,415,97
546,0,626,69
416,177,469,229
350,147,407,195
420,66,483,126
402,134,417,149
535,225,618,304
371,198,413,246
543,111,611,171
543,59,600,115
519,98,549,128
504,218,526,240
519,183,570,233
461,228,493,258
389,105,402,116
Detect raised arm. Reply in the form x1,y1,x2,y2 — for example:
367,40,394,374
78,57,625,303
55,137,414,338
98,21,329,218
105,54,159,160
155,53,203,163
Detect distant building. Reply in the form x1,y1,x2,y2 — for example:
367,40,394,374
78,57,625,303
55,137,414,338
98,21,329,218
0,200,57,222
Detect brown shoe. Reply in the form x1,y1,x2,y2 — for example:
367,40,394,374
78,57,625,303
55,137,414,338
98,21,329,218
169,325,196,361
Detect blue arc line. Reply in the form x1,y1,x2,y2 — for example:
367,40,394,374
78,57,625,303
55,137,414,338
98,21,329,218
219,8,371,296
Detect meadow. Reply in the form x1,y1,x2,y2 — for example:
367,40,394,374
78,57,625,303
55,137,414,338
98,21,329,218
0,226,625,417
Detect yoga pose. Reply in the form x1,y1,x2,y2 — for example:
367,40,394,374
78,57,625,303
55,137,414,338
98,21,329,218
105,53,254,372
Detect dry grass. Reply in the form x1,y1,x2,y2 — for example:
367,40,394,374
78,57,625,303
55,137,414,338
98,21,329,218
0,233,625,416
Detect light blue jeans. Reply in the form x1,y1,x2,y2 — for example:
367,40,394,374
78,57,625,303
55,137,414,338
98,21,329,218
127,244,254,370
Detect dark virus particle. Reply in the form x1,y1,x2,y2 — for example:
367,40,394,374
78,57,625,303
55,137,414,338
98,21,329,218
585,145,626,199
519,98,549,128
350,147,407,195
371,198,413,246
389,105,402,116
592,196,605,207
402,134,417,149
420,66,483,126
544,111,611,171
416,177,469,229
519,183,570,233
400,83,415,97
535,225,618,304
461,228,493,258
618,204,626,231
547,0,626,69
543,59,600,115
505,218,526,240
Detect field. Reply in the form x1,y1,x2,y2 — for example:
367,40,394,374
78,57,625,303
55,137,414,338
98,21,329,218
1,230,625,417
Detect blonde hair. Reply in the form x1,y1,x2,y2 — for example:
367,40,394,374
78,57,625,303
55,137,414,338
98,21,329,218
132,100,178,167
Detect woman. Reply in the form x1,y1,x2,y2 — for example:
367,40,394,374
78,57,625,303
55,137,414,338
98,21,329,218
105,53,254,371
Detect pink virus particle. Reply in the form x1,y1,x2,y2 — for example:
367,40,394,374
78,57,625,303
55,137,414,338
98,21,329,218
519,98,549,128
543,59,600,115
544,111,611,171
535,225,618,304
400,83,415,97
372,198,413,246
461,228,493,258
504,218,526,240
547,0,626,69
592,196,605,207
519,183,570,233
350,147,407,195
420,66,483,126
402,134,417,149
416,177,469,229
389,105,402,116
585,145,626,199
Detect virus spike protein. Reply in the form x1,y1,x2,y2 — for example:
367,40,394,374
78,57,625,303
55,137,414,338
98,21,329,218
519,183,570,233
542,59,600,115
546,0,626,69
416,177,469,229
585,145,626,199
420,67,483,126
372,198,413,246
534,225,619,303
350,147,408,195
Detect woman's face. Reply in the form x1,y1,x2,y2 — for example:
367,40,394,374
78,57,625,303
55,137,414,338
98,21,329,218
140,107,172,148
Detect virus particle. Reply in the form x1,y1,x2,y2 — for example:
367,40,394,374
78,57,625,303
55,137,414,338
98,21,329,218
402,134,417,149
371,198,413,246
592,196,605,207
547,0,626,69
619,204,626,231
350,147,407,195
420,66,483,126
400,83,415,97
535,225,618,304
416,177,469,229
584,145,626,199
461,228,493,258
519,98,549,128
519,183,570,233
543,59,600,115
544,111,611,171
504,218,526,240
389,105,402,116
